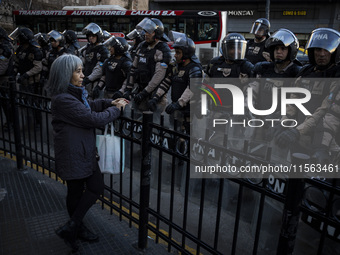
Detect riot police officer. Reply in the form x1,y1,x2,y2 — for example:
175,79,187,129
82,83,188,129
275,28,340,158
0,27,13,78
43,30,67,79
0,27,14,130
251,28,301,116
207,33,253,79
126,29,145,60
312,88,340,165
253,28,301,78
148,31,202,133
245,18,271,64
81,23,110,98
63,30,80,56
34,33,50,59
206,33,253,147
13,27,43,94
124,18,172,114
93,36,132,99
12,27,43,126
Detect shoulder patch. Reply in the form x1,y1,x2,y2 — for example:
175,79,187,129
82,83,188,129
160,62,168,68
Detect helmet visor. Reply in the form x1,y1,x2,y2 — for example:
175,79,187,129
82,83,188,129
266,29,296,48
169,31,187,46
250,22,268,36
136,18,157,34
306,29,340,53
126,29,138,39
222,41,247,60
103,30,112,40
48,30,63,42
103,36,116,48
82,23,101,35
34,32,42,41
169,31,186,43
9,27,19,41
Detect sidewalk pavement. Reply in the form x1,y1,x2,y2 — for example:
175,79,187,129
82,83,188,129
0,155,170,255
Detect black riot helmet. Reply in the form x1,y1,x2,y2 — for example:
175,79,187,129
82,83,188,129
250,18,270,37
265,28,299,62
11,27,39,47
136,17,170,41
102,30,112,41
48,30,65,47
305,28,340,65
126,29,145,45
169,31,196,60
221,33,247,61
18,27,34,43
63,30,80,49
104,36,129,55
82,22,104,43
0,27,11,41
34,33,49,47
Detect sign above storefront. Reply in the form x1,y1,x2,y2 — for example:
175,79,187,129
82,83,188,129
227,10,254,16
283,10,307,16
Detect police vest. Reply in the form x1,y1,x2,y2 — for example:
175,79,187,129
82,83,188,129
83,43,109,76
295,64,340,124
0,41,13,76
47,47,66,70
254,62,301,112
171,61,202,113
171,61,201,102
208,57,252,78
135,41,170,88
245,39,268,65
103,55,131,92
16,45,43,74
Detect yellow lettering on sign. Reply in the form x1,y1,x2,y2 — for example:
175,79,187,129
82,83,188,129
283,10,306,16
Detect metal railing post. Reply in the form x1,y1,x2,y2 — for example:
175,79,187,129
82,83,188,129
138,111,153,249
277,153,309,255
9,78,23,169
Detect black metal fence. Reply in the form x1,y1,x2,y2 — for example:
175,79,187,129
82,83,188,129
1,79,340,255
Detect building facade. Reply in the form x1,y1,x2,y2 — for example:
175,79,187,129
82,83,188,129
149,0,340,46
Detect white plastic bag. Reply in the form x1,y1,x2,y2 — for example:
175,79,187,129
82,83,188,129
96,123,124,174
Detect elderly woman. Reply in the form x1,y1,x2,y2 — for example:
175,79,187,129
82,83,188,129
48,54,128,251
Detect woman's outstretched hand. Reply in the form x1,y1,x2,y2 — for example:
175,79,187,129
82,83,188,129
112,98,129,111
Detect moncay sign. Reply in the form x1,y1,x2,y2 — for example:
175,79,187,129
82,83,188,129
199,80,312,128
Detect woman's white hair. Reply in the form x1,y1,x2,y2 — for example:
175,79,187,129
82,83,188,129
47,54,83,96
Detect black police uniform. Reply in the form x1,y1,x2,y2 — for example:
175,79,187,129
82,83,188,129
101,54,132,93
170,61,203,113
207,56,253,79
46,47,67,73
82,43,109,77
15,44,43,93
252,61,301,112
0,40,14,128
129,41,171,91
245,39,269,65
65,44,79,56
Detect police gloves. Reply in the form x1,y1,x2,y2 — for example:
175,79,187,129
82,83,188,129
275,128,300,147
17,73,29,84
112,91,123,100
165,101,182,114
311,145,330,165
148,98,158,112
123,89,132,100
134,90,149,105
83,77,91,86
